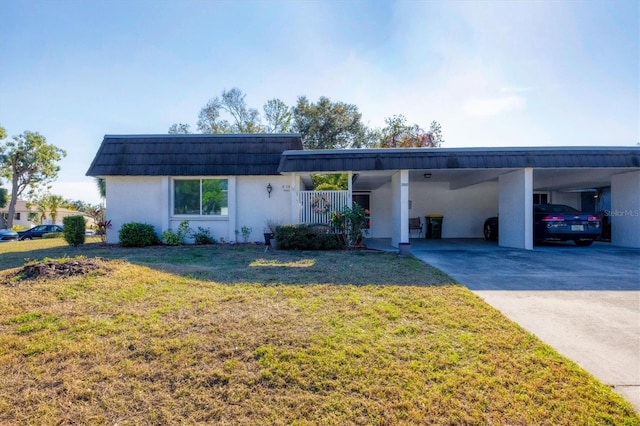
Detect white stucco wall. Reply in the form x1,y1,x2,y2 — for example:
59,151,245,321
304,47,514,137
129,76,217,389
235,176,292,243
369,184,393,238
106,176,165,244
550,191,581,208
107,175,294,245
611,171,640,248
498,168,533,250
369,180,499,239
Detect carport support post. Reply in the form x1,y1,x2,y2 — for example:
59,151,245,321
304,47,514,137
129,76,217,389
611,171,640,248
498,168,533,250
391,170,410,248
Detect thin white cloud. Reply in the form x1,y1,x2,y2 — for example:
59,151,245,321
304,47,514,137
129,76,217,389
463,96,526,117
500,86,533,93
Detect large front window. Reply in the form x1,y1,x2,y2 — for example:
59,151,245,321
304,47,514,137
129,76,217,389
174,179,228,216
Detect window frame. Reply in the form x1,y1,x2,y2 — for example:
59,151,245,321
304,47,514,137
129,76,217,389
172,177,229,217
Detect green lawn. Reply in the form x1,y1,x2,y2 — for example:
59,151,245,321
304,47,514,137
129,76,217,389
0,239,638,425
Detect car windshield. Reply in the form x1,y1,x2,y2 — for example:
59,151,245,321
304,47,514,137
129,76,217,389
534,204,580,213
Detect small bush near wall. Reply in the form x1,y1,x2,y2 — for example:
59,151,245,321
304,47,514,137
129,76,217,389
42,232,64,239
276,224,340,250
63,216,86,246
162,221,192,246
119,222,159,247
193,227,216,244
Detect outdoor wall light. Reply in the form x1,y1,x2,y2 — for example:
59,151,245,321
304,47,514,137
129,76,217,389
424,173,432,179
266,183,273,198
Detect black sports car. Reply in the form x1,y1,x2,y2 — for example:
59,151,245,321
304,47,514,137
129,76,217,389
483,204,602,246
18,225,64,240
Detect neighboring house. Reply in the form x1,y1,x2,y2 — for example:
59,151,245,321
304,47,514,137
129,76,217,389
0,199,36,229
87,134,640,249
0,200,91,229
52,208,93,227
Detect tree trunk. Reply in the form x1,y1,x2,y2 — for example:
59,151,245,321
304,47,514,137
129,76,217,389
6,174,19,229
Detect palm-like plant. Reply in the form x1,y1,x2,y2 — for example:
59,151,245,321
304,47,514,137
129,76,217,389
47,195,65,225
96,178,106,199
26,197,48,224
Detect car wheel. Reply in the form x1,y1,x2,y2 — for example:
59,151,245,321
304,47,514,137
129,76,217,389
575,239,594,246
483,223,495,240
22,236,32,241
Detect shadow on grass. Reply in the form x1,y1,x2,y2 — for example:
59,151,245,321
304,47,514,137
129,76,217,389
0,241,456,287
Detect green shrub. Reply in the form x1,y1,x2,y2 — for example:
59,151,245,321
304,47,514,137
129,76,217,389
119,222,159,247
161,229,182,246
330,204,368,248
193,226,216,245
63,216,86,246
276,224,340,250
314,183,342,190
42,232,64,239
162,220,191,245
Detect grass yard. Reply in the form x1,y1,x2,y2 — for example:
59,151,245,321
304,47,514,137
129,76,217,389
0,239,638,425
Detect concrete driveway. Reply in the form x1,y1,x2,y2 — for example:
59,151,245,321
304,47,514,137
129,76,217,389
408,239,640,411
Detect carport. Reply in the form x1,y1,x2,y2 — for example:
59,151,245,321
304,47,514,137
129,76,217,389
278,147,640,249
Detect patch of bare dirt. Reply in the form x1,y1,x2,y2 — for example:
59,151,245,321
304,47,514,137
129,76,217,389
4,257,113,285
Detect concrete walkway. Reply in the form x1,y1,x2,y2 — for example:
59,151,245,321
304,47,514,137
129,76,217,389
367,238,640,411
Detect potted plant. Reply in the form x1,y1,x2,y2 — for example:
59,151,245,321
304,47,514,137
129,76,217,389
264,219,280,249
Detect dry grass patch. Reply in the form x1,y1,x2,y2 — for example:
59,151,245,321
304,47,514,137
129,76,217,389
0,242,637,424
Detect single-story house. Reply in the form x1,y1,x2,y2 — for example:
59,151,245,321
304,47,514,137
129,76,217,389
86,134,640,249
0,199,93,229
0,199,35,229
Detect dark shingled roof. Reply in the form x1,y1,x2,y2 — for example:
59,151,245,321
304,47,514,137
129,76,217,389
278,147,640,173
86,134,304,176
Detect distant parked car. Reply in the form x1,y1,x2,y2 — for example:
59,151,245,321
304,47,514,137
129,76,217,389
0,229,19,242
483,204,602,246
18,225,64,240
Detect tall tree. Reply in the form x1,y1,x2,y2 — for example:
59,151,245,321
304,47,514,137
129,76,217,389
0,131,66,228
197,88,263,133
0,127,6,212
292,96,369,149
263,98,292,133
429,121,445,146
168,123,192,134
197,98,232,133
221,88,263,133
374,115,443,148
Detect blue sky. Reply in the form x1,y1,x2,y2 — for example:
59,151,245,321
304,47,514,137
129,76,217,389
1,0,638,204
